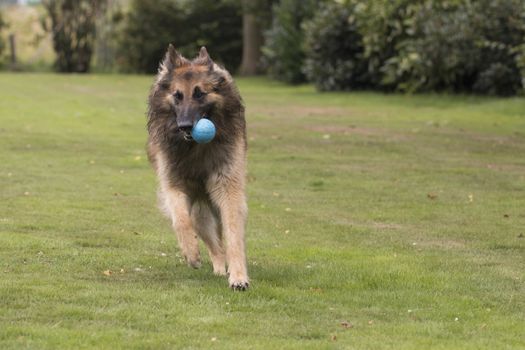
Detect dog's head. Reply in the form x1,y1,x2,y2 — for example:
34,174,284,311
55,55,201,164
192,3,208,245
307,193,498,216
148,45,242,142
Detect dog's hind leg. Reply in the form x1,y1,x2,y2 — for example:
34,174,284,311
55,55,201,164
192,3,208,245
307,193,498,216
162,188,201,269
191,201,226,276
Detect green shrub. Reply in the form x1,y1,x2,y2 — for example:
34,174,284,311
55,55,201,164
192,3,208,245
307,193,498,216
0,11,6,67
304,1,369,91
42,0,104,73
382,0,525,95
117,0,242,74
358,0,418,90
262,0,320,84
381,1,477,93
303,0,525,95
469,0,525,95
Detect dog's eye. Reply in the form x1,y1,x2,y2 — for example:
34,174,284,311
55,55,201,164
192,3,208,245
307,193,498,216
173,91,183,102
193,87,206,99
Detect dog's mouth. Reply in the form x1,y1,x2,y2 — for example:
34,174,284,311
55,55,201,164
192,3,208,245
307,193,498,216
182,131,193,141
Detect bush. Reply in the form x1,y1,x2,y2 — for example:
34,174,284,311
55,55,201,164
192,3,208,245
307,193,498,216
304,1,369,91
117,0,242,74
42,0,104,73
303,0,525,95
0,11,7,67
469,0,525,95
357,0,418,90
383,0,525,95
262,0,320,84
381,1,478,93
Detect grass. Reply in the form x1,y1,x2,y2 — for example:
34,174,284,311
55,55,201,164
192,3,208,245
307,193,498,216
0,73,524,349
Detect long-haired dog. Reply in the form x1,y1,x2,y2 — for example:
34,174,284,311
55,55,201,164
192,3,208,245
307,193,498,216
147,45,249,290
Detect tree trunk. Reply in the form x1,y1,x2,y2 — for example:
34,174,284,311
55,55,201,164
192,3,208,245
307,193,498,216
8,34,16,66
239,0,263,75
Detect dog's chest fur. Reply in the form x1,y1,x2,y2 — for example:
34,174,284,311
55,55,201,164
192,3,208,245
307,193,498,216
162,139,236,201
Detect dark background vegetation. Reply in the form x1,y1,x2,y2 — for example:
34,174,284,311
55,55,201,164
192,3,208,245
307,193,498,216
0,0,524,96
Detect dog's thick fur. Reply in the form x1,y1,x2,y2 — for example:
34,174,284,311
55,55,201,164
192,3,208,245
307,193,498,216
147,45,249,290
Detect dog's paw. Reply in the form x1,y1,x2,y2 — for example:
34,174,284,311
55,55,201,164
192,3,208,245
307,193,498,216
186,257,202,269
229,279,249,291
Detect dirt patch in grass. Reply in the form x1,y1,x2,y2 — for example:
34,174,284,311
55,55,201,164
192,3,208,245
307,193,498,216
250,105,354,119
306,125,410,141
372,222,404,230
438,128,525,149
307,125,378,136
485,163,525,173
417,239,467,250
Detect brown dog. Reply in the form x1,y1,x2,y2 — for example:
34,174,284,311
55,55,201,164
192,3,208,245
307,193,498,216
147,45,249,290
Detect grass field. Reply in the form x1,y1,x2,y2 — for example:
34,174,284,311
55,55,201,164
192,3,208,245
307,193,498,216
1,73,524,349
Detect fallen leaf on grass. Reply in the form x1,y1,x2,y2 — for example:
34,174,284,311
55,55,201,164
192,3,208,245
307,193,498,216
340,321,353,329
427,193,438,200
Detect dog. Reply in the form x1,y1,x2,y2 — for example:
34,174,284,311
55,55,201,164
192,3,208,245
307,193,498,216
147,45,249,290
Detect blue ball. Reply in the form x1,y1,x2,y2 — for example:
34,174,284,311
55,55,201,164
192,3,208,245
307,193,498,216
191,118,216,144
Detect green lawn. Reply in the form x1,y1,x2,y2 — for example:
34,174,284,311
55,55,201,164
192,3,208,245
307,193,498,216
1,73,524,349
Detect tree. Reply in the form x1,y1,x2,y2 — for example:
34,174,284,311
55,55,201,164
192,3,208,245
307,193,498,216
0,11,6,66
239,0,274,75
42,0,104,73
117,0,242,74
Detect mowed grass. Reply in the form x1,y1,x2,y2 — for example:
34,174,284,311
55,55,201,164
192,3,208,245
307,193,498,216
1,73,524,349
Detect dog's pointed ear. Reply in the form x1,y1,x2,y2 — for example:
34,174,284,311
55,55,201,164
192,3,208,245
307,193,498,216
162,44,187,71
197,46,214,70
198,46,209,60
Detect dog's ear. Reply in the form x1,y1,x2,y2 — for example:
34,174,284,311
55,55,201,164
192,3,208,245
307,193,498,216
162,44,188,71
196,46,214,69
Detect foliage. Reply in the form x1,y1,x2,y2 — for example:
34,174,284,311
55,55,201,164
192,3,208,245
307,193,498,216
0,11,7,66
381,1,476,93
303,1,368,91
42,0,104,73
468,0,525,95
383,0,525,95
302,0,525,95
117,0,242,74
262,0,320,84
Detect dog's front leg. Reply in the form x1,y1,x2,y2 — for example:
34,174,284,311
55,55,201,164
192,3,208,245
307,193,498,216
209,178,249,290
164,187,201,268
